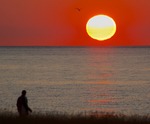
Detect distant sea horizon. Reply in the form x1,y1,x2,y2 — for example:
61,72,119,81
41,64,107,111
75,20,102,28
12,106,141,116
0,45,150,48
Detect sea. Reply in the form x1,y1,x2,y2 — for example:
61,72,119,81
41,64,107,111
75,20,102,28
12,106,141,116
0,47,149,115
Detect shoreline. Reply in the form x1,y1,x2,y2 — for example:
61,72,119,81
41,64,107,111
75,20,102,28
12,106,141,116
0,111,149,124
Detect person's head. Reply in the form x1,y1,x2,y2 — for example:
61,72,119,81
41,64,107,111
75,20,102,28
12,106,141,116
22,90,26,96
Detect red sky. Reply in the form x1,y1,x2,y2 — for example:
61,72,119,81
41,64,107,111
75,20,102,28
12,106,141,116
0,0,150,46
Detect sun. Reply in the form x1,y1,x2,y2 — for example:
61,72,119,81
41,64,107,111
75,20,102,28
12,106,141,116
86,15,116,41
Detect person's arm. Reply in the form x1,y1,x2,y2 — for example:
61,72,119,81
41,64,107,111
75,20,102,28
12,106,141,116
28,107,32,112
23,97,32,112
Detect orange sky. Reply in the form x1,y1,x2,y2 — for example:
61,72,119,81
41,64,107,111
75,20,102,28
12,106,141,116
0,0,150,46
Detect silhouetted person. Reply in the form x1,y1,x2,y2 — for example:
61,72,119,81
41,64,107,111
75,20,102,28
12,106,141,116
17,90,32,116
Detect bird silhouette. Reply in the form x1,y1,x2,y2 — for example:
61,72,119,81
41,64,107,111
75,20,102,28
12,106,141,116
75,8,81,12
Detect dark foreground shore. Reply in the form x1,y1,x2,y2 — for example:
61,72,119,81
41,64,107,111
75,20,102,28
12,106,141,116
0,112,150,124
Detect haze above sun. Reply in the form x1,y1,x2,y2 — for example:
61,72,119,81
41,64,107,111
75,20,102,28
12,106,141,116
86,15,116,41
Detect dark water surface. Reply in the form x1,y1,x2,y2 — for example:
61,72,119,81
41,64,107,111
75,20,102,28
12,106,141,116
0,47,149,115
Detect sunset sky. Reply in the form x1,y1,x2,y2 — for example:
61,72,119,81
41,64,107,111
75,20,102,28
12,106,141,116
0,0,150,46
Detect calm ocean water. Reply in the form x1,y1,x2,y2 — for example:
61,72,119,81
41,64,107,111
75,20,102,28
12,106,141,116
0,47,149,115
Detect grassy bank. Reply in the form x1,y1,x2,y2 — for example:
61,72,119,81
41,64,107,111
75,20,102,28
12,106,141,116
0,111,149,124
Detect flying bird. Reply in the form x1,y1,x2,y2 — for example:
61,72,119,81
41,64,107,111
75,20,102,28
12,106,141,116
75,8,81,12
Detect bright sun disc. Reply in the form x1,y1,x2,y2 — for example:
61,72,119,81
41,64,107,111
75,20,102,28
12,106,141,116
86,15,116,41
